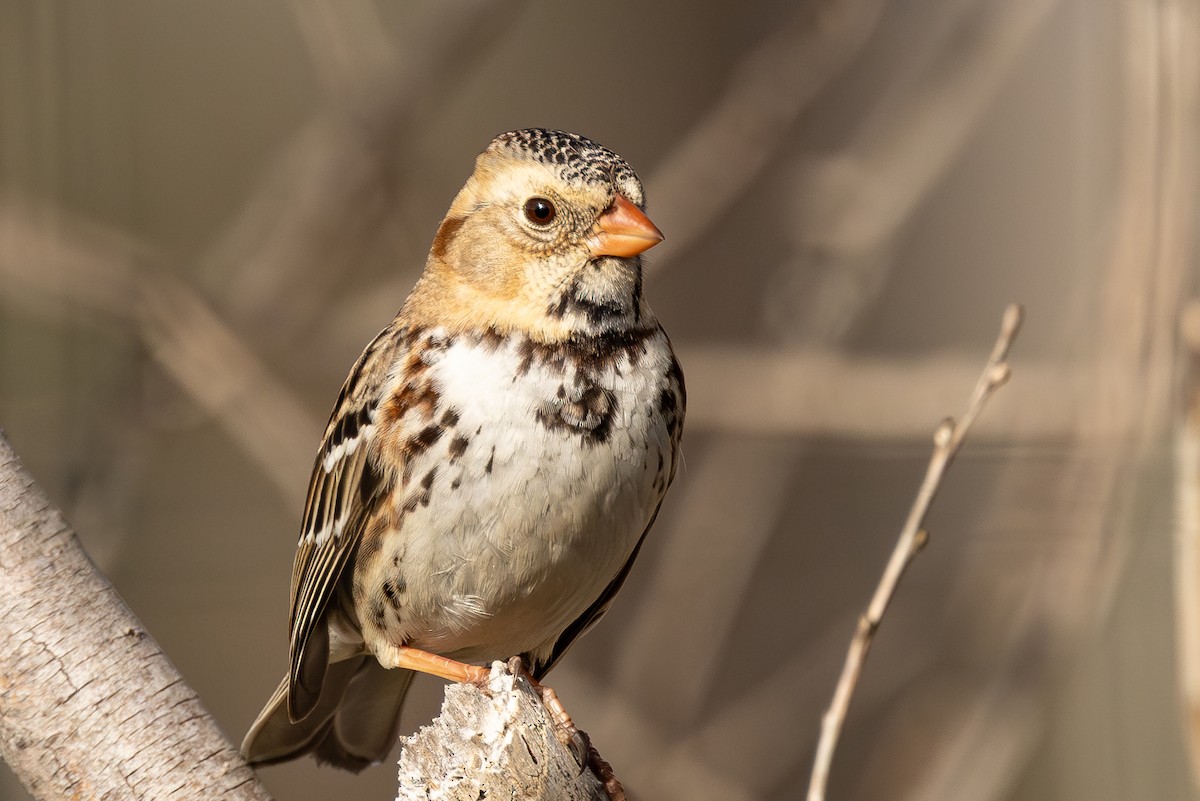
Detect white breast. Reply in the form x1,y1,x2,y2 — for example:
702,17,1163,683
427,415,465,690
363,329,677,664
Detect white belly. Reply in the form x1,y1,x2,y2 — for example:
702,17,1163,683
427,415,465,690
360,329,677,664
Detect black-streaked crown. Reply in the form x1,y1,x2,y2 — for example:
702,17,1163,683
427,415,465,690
489,128,646,207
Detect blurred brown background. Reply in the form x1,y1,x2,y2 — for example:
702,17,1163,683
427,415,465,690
2,1,1198,799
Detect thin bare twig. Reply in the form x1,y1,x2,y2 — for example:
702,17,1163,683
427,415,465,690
683,347,1074,440
805,303,1023,801
768,0,1057,343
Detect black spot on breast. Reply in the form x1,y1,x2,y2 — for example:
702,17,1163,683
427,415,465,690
478,328,504,351
410,423,443,454
503,327,656,382
515,338,535,376
448,435,469,461
382,577,406,609
402,467,437,512
441,408,460,427
537,382,618,445
485,446,495,474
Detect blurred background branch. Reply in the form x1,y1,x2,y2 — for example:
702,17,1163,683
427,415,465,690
0,197,317,505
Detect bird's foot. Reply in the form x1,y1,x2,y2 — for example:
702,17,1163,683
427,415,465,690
569,728,628,801
377,643,491,684
505,657,629,801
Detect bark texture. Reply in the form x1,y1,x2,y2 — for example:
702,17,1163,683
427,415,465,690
397,665,607,801
0,432,272,801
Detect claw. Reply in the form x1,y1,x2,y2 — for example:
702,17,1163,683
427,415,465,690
566,728,590,771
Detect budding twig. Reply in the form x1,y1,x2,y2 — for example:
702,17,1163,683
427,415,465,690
805,303,1023,801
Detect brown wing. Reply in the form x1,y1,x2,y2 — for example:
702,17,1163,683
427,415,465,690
531,347,686,680
286,322,408,721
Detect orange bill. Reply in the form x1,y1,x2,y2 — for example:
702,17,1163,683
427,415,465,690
587,195,664,258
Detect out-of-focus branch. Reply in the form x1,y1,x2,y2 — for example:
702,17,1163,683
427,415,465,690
806,303,1022,801
136,276,316,506
645,0,885,273
768,0,1058,342
0,199,317,506
0,431,273,801
790,0,1058,258
684,345,1067,440
290,0,400,97
611,438,796,729
1176,300,1200,788
201,0,520,344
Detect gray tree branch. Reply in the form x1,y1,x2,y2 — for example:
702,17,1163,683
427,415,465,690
0,431,272,801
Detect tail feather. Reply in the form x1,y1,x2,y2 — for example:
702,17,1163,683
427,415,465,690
242,657,415,771
315,663,415,770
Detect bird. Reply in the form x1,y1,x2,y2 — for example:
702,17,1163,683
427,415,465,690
241,128,685,772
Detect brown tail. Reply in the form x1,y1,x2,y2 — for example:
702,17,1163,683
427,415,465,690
241,657,415,771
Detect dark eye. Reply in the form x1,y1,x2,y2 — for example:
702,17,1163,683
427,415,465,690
523,197,557,225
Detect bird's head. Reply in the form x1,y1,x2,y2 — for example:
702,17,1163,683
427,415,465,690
406,129,663,340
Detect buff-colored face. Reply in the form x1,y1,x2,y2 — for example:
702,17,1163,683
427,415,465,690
404,130,662,339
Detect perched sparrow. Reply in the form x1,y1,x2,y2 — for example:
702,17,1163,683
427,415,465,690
241,129,685,770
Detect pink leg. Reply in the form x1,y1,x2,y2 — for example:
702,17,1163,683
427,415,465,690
376,643,491,684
